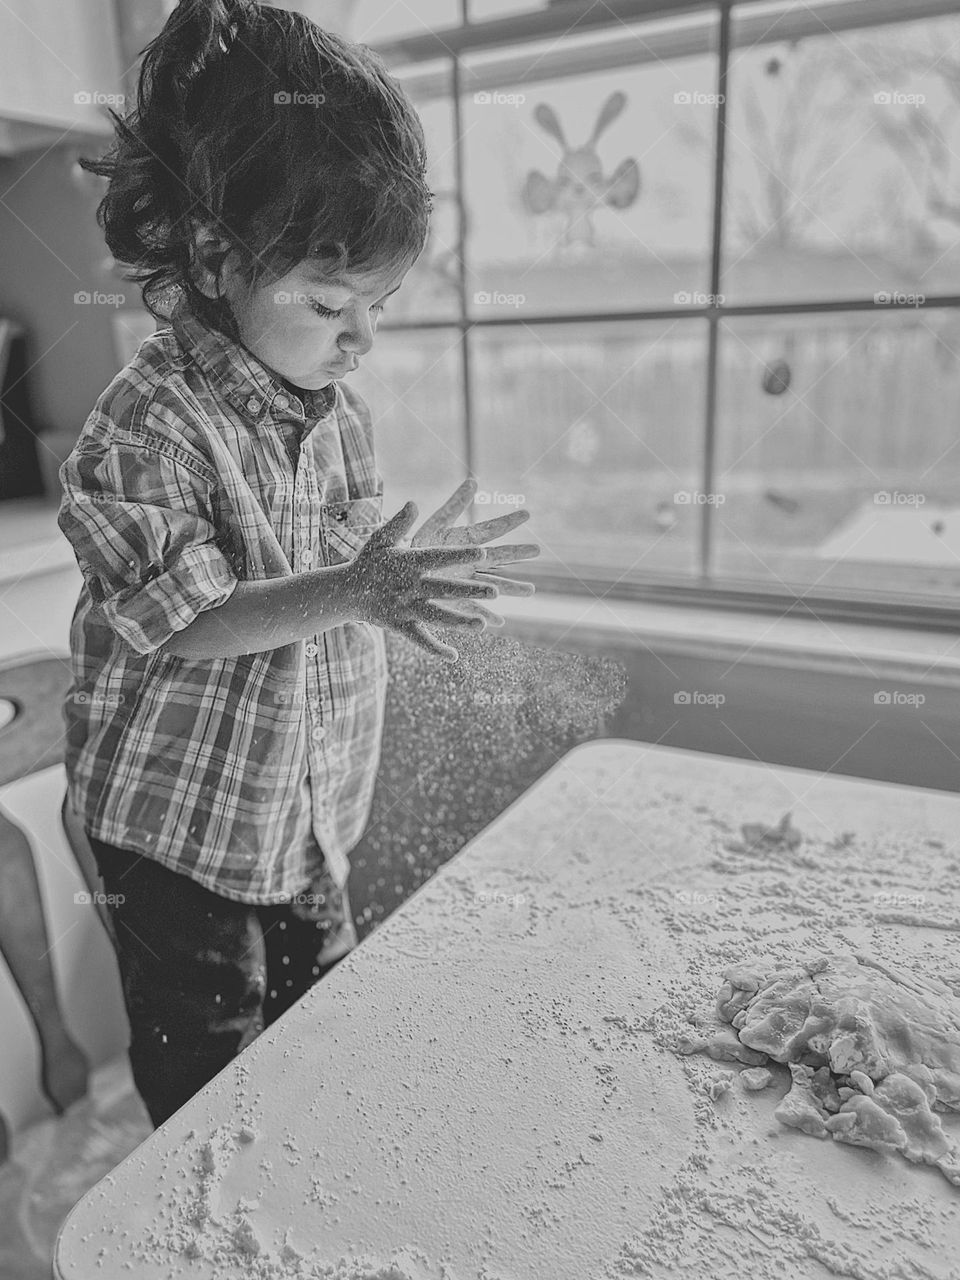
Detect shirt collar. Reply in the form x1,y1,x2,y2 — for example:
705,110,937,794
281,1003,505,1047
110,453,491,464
171,294,338,423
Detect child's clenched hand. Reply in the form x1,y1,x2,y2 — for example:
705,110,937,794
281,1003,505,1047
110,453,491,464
343,500,498,662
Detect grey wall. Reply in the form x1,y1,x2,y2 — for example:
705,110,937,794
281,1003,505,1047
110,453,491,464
506,619,960,793
0,143,130,487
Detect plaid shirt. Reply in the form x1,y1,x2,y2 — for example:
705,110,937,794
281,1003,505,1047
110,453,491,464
57,295,388,902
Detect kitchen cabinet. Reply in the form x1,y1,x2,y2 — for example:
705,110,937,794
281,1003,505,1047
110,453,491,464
0,0,122,155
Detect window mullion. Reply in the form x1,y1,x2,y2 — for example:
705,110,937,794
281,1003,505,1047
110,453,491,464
450,55,475,498
700,0,731,579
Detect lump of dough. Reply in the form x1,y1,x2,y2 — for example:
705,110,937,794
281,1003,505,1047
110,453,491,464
774,1064,829,1138
716,954,960,1112
739,811,804,853
676,1022,768,1066
847,1070,874,1096
739,1067,773,1091
706,1071,734,1100
716,966,763,1024
713,954,960,1187
825,1073,960,1184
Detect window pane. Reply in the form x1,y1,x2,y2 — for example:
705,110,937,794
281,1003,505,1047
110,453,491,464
712,309,960,596
461,26,718,318
722,8,960,302
467,0,537,19
385,64,461,323
349,0,458,45
470,320,707,575
349,329,467,519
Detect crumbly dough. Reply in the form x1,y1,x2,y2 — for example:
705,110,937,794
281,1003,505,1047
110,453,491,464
712,954,960,1184
675,1022,768,1066
739,1067,773,1092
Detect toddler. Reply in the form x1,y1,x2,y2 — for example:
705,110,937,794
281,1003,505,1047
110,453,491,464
57,0,537,1127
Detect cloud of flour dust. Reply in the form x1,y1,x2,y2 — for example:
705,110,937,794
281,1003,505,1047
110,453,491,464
348,629,628,936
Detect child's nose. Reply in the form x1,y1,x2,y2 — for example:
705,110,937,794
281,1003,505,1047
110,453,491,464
338,311,375,356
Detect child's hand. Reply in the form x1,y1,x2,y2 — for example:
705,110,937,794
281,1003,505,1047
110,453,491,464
407,478,540,629
343,501,497,662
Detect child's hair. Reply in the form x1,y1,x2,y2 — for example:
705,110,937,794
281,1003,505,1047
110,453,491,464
79,0,432,339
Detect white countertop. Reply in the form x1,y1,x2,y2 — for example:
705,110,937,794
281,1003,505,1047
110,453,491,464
53,740,960,1280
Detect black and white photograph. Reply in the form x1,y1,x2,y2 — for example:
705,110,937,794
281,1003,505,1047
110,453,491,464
0,0,959,1276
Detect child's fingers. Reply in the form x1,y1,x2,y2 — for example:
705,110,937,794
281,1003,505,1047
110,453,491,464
476,572,535,597
410,544,488,572
476,543,540,568
397,618,460,663
453,600,505,628
468,510,531,543
414,477,478,544
376,501,420,544
420,574,498,600
419,510,532,549
416,601,486,631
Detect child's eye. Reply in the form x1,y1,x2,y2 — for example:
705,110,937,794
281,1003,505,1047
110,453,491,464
308,299,385,319
309,299,341,319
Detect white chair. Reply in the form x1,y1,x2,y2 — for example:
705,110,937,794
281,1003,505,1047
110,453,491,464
0,767,129,1138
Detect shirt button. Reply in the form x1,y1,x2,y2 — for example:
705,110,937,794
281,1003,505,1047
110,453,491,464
246,395,261,413
274,394,289,410
305,642,319,657
302,550,313,566
312,725,326,743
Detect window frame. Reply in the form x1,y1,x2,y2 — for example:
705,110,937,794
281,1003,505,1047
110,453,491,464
372,0,960,632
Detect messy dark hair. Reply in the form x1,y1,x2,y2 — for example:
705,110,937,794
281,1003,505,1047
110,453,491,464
79,0,432,340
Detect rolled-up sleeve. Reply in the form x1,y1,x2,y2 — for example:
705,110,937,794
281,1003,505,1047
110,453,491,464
57,429,239,656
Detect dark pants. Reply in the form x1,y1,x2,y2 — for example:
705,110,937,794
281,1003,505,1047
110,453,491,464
87,834,357,1128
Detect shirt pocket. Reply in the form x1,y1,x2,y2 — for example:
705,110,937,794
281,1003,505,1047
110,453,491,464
320,494,384,564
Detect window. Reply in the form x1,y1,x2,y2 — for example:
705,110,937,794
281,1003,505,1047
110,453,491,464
355,0,960,625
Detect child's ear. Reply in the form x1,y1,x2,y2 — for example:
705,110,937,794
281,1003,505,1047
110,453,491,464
188,226,235,300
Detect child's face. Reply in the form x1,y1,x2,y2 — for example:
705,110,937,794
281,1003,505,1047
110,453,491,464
220,257,409,391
